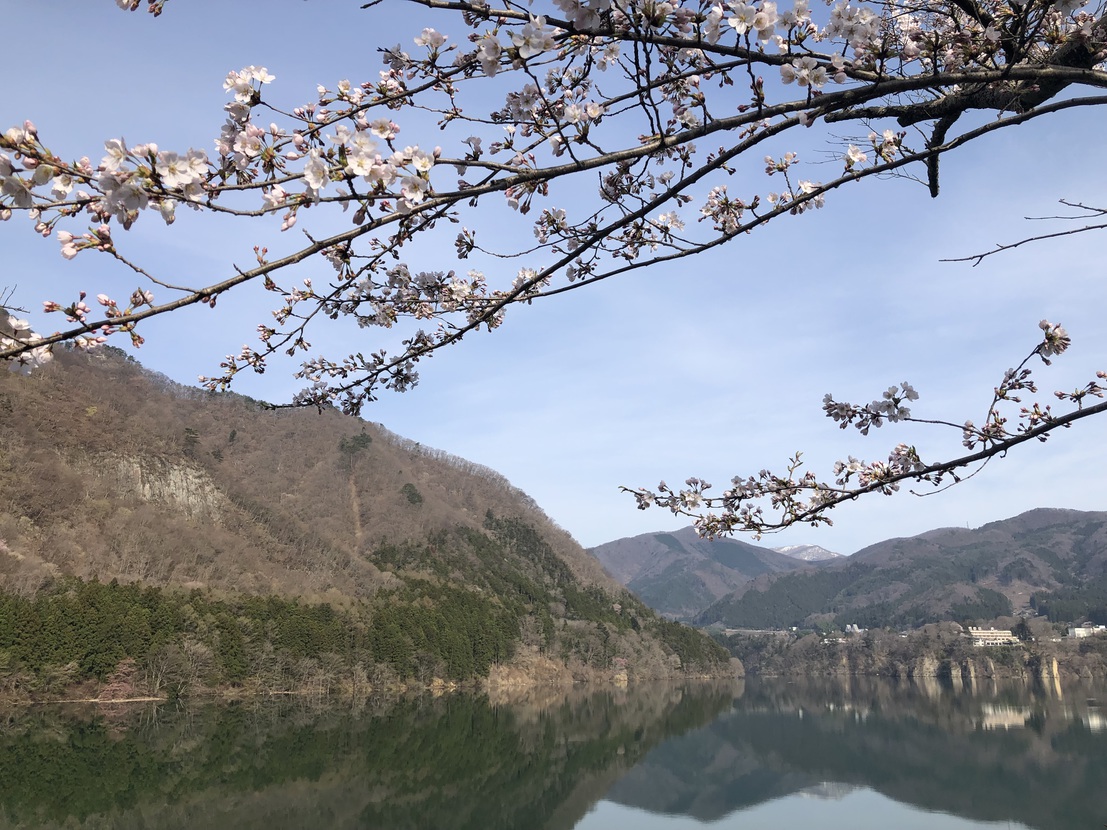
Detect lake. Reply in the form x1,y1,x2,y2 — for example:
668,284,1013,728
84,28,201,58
0,676,1103,829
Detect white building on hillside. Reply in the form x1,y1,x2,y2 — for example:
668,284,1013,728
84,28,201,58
1068,624,1107,638
968,627,1020,647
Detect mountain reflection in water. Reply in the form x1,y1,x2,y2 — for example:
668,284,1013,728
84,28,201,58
0,676,1103,830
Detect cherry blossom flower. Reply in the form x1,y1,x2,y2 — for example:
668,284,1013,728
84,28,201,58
0,174,32,208
1038,320,1071,359
727,2,759,35
780,56,828,88
302,150,329,193
414,28,447,50
844,145,867,170
474,33,503,76
511,16,558,59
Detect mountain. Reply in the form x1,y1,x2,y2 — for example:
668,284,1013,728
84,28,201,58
0,347,729,695
772,544,843,562
0,347,605,598
695,508,1107,629
588,527,809,620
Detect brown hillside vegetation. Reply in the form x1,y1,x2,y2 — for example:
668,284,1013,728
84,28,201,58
0,346,606,598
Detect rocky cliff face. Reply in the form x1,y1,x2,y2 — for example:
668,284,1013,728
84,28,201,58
101,455,226,523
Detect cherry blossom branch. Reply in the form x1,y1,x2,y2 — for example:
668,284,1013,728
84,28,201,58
1,0,1104,417
625,321,1103,537
629,395,1107,536
535,93,1107,298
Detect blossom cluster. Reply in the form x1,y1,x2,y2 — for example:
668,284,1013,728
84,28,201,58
823,381,920,435
1,122,209,235
0,312,52,375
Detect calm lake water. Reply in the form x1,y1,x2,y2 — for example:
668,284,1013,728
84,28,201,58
0,676,1103,829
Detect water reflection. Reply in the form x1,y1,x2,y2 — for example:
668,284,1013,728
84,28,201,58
0,683,734,830
581,789,1036,830
600,676,1107,830
0,677,1102,830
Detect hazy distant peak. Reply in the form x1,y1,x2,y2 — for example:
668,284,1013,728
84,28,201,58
772,544,843,561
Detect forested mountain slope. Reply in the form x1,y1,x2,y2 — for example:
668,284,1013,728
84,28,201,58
0,348,728,696
695,509,1107,630
589,526,815,620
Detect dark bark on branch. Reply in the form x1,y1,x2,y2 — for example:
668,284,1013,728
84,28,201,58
901,29,1105,125
827,24,1106,129
927,114,958,197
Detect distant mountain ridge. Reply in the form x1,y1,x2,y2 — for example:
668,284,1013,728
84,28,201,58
695,508,1107,629
588,527,822,620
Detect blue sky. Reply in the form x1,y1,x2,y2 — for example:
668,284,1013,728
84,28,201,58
2,0,1105,554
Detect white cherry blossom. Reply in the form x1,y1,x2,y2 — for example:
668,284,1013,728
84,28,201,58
511,16,558,59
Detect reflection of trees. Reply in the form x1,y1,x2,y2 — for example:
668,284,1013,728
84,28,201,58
5,677,1103,830
0,682,734,830
607,677,1107,830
